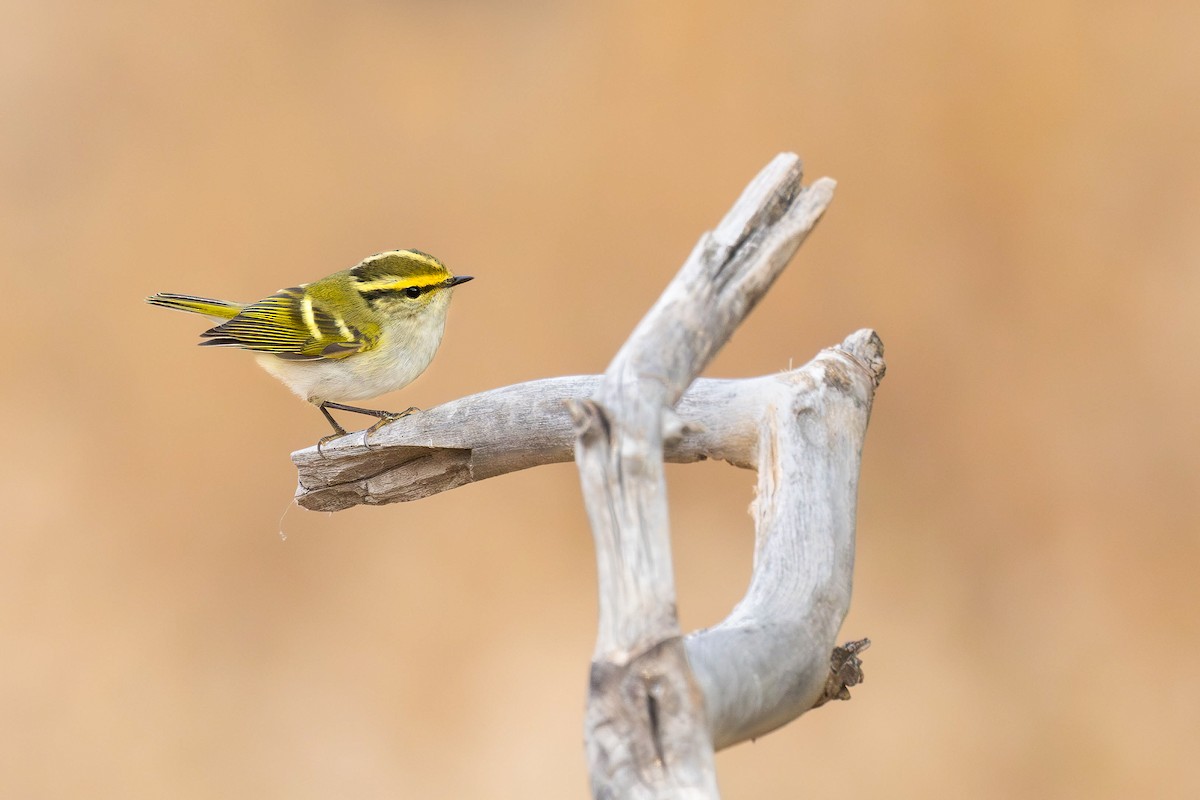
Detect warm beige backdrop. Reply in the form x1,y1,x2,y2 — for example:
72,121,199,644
3,1,1198,797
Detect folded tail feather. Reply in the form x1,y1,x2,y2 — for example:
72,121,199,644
145,293,244,320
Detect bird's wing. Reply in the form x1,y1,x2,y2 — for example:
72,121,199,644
198,286,375,360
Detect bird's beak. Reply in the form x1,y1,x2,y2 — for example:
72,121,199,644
447,275,474,287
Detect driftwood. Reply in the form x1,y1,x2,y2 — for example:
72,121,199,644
292,154,884,798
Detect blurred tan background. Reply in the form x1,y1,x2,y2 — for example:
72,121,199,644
3,0,1198,797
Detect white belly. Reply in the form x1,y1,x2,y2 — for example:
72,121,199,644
255,312,447,404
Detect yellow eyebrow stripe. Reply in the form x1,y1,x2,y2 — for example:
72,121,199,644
355,278,444,292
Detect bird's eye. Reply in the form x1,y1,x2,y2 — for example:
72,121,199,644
404,286,422,299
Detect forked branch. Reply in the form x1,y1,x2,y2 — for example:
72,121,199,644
291,154,883,799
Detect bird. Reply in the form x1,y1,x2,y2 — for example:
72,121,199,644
146,249,472,442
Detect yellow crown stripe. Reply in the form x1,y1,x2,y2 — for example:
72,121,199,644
359,249,442,269
351,250,449,284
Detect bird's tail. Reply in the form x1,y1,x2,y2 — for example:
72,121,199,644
145,292,244,320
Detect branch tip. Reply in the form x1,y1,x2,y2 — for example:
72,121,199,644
833,329,886,386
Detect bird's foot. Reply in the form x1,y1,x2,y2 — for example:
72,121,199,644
363,406,419,450
316,429,347,459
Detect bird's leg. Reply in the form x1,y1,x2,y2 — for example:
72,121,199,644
318,403,350,434
320,400,415,421
316,403,350,458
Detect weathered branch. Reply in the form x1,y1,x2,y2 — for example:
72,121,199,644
293,375,767,512
684,331,882,750
567,153,836,799
289,153,884,797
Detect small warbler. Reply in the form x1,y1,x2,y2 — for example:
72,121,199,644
147,249,472,439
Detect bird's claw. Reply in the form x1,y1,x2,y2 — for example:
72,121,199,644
362,406,420,450
316,430,347,459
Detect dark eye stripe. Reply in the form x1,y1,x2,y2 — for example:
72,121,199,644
360,284,436,304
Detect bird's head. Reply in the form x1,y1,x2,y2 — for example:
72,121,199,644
349,250,473,318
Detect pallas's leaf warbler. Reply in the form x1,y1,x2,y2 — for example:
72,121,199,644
147,249,472,439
